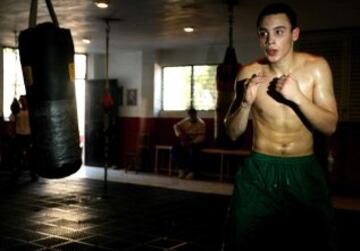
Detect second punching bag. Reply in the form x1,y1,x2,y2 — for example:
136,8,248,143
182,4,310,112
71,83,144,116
19,22,82,178
215,46,241,147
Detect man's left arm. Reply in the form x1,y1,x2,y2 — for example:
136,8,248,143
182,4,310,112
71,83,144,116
277,57,338,135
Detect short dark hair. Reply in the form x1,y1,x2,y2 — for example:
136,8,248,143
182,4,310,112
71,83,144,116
256,3,297,29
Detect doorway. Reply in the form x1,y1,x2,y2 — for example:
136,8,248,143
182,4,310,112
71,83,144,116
84,79,119,167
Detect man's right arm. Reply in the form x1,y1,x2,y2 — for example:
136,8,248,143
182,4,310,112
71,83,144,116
224,67,265,140
173,120,184,137
224,79,252,141
174,119,190,144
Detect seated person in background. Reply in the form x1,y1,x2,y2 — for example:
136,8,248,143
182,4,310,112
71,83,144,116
172,108,206,179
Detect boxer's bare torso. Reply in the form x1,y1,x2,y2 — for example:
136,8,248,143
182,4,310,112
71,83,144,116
242,53,320,156
225,13,338,157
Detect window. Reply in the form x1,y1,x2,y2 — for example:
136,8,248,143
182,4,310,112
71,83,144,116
74,54,87,140
162,65,217,111
3,48,26,120
2,48,87,139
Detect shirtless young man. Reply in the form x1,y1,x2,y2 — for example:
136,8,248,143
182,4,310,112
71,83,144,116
224,3,338,250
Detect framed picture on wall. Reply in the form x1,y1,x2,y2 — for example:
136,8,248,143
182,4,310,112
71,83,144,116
127,89,137,106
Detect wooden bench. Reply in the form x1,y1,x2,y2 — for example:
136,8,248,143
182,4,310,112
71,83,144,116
154,145,251,181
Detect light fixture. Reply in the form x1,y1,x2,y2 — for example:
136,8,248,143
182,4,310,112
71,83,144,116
82,38,91,44
183,27,194,33
95,0,109,9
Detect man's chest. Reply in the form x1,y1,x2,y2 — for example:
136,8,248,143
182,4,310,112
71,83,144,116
254,73,314,116
182,122,202,134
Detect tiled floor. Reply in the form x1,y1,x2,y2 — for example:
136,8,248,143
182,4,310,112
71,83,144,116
0,168,229,251
71,166,233,196
0,166,359,250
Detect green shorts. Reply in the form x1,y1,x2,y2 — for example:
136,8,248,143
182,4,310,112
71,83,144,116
226,152,336,251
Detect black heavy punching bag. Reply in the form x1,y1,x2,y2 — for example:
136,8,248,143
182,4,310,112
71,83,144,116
215,47,241,147
18,21,81,178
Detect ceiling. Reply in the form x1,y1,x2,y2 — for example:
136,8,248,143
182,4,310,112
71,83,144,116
0,0,360,53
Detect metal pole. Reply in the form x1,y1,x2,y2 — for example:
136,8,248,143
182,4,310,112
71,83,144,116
105,20,110,91
103,19,111,193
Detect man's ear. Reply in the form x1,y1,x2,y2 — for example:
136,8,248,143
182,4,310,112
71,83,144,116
292,27,300,41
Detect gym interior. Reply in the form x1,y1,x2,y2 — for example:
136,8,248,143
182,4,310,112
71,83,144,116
0,0,359,250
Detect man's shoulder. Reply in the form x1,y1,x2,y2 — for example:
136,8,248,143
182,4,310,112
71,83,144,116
176,117,189,125
195,118,206,131
237,58,267,80
197,117,206,125
296,52,328,67
293,52,332,80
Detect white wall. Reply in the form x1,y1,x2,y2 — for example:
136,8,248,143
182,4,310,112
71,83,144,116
87,53,105,79
108,50,143,117
88,39,263,118
158,39,262,67
140,50,156,117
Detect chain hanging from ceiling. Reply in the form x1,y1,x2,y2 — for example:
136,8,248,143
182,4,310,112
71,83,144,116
214,0,242,147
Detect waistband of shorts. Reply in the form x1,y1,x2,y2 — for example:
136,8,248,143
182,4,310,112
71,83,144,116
250,151,316,164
